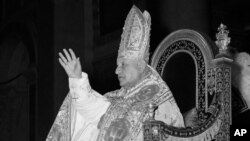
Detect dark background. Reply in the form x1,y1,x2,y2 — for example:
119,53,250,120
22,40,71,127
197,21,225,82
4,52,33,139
0,0,250,140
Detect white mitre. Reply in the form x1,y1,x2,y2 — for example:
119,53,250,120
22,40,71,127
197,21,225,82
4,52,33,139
118,5,151,61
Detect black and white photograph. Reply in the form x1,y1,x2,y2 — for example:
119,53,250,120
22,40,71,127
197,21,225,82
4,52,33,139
1,0,250,141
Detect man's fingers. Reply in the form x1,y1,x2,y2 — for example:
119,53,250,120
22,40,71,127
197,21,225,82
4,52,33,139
69,48,77,60
58,58,66,68
59,52,68,64
77,57,81,67
63,49,72,62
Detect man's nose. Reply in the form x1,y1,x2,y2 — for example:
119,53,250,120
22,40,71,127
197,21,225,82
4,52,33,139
115,66,121,74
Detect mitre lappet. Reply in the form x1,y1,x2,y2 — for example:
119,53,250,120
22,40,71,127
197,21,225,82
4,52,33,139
118,5,151,61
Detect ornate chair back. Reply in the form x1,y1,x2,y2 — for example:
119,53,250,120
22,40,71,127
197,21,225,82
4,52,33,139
144,29,232,141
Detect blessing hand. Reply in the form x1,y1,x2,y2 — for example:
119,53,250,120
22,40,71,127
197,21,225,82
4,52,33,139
58,48,82,78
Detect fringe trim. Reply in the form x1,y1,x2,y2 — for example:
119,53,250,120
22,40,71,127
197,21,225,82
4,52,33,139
166,118,222,141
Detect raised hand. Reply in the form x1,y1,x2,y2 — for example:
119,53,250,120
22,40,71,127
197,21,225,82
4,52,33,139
58,48,82,78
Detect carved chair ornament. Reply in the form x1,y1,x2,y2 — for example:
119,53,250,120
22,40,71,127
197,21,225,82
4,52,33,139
144,25,232,141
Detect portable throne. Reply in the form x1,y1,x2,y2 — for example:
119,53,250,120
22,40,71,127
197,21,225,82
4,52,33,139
143,25,232,141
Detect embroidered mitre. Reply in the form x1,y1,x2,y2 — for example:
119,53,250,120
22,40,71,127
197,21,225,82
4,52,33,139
118,5,151,61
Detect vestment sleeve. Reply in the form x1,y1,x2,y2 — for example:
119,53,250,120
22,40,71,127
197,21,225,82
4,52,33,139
136,85,185,141
136,95,185,140
155,98,185,128
69,72,110,124
136,101,185,141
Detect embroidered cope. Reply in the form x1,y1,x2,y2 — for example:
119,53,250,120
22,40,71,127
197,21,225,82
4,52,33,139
46,66,184,141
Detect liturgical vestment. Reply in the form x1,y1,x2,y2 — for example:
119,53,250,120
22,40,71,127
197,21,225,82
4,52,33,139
46,66,184,141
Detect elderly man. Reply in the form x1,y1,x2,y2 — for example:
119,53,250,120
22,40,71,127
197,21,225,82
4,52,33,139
46,5,184,141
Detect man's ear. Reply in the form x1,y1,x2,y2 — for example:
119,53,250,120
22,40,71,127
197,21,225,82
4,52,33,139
137,59,146,73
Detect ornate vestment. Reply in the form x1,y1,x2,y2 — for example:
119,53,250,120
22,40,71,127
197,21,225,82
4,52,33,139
46,66,184,141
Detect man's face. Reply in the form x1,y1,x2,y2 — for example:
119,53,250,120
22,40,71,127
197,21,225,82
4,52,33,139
115,58,141,88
